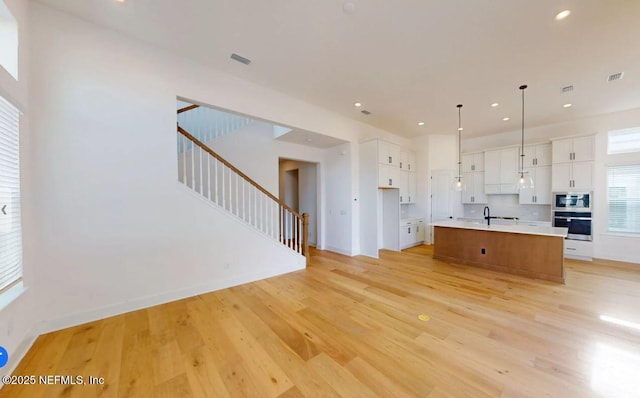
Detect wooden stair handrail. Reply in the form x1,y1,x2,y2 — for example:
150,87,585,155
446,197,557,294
178,104,200,114
177,125,303,219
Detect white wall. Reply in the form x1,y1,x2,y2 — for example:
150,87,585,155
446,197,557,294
24,0,406,342
462,108,640,264
23,0,410,343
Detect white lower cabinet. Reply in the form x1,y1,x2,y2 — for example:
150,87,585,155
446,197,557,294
400,218,425,249
564,240,593,260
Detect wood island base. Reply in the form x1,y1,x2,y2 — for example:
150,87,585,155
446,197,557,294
433,226,565,283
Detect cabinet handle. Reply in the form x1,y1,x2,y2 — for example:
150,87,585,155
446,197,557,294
389,178,392,186
417,226,419,233
471,165,475,171
408,164,411,170
400,162,403,168
408,196,411,202
408,227,411,234
534,158,537,166
400,196,403,202
388,156,392,164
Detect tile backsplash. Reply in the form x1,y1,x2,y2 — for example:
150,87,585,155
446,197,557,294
463,195,551,221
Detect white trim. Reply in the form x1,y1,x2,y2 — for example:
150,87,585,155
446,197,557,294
36,261,304,335
0,332,37,384
0,281,26,312
601,232,640,238
325,245,353,256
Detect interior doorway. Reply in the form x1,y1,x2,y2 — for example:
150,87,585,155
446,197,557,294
279,159,319,247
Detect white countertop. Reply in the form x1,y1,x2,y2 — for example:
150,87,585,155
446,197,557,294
432,220,568,238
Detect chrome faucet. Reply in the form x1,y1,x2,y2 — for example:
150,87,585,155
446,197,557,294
484,206,491,226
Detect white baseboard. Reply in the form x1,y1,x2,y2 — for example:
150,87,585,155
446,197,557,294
36,262,304,335
0,331,38,383
325,246,353,256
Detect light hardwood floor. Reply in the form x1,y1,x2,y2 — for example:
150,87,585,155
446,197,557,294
2,246,640,397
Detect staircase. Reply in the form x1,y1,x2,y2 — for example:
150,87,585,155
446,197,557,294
176,105,308,260
177,103,255,144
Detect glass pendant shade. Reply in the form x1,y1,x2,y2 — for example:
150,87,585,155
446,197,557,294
452,176,466,192
517,172,534,190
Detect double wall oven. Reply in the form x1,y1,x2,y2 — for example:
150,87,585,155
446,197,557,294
552,192,592,241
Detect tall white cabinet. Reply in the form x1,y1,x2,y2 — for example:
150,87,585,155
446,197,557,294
360,139,421,258
551,136,594,191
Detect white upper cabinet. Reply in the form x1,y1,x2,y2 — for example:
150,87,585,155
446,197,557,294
552,136,594,163
522,143,551,167
572,136,594,162
399,150,416,172
462,152,484,173
378,141,401,167
551,161,593,191
378,164,400,188
551,135,594,190
485,147,518,194
461,172,487,204
519,166,551,204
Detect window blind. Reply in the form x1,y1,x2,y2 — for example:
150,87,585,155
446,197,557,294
608,164,640,234
0,94,22,292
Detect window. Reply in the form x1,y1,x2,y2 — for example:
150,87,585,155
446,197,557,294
607,165,640,234
0,94,21,292
608,127,640,155
0,0,18,80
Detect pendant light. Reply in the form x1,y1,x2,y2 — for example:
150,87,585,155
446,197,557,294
452,104,465,192
517,85,534,190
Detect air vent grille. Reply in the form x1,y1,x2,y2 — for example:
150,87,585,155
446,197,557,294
230,53,251,65
361,110,371,115
608,72,624,82
562,85,573,93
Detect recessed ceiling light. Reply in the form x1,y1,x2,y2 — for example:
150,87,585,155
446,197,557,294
417,122,425,126
354,102,362,107
491,103,499,107
555,10,571,20
114,0,126,2
503,117,510,121
563,103,572,108
457,127,463,131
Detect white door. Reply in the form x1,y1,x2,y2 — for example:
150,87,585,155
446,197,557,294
432,170,453,222
431,170,453,243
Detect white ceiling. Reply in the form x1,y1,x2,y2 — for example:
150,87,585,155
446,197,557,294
37,0,640,138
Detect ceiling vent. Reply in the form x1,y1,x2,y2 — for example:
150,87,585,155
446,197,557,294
607,72,624,82
230,53,251,65
561,85,573,93
361,110,371,115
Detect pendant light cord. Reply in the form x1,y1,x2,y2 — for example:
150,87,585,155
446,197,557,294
457,104,462,180
520,85,527,178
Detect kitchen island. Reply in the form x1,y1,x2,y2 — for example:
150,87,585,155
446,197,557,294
433,220,569,283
